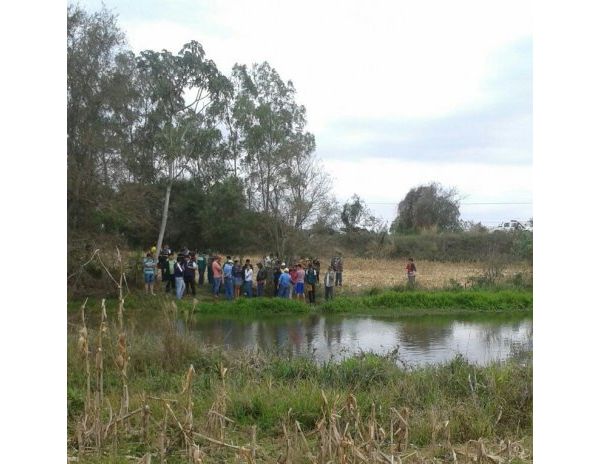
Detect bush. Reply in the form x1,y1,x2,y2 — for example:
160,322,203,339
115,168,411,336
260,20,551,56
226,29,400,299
389,230,533,262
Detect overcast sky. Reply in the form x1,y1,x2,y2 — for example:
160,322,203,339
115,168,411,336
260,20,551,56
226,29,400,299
78,0,532,227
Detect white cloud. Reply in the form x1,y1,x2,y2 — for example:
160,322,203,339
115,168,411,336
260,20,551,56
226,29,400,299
80,0,532,224
323,157,532,224
114,0,531,129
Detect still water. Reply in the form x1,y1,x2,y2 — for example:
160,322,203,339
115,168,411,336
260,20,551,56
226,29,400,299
174,314,532,366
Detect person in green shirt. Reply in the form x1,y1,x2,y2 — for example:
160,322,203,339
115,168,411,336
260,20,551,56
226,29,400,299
197,252,207,285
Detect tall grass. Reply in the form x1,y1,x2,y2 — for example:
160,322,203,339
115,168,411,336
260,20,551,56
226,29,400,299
67,299,533,462
321,289,533,315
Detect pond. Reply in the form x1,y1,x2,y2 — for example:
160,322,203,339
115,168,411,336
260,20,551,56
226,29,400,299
171,313,532,366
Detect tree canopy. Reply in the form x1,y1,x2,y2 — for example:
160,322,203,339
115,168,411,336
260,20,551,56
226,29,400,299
391,183,461,234
67,4,336,263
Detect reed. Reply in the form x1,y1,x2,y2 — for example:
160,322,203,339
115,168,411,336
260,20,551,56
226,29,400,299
67,288,532,463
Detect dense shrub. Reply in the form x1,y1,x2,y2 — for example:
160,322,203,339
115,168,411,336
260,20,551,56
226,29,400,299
389,230,533,262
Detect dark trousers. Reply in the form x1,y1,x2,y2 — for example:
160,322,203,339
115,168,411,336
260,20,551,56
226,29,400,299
325,286,334,300
198,268,205,285
244,281,253,297
165,275,175,293
273,281,279,297
335,272,343,286
257,281,265,297
185,277,196,296
307,284,316,303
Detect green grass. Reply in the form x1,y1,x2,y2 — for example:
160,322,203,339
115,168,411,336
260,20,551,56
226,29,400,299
67,302,533,462
68,288,532,321
321,289,533,315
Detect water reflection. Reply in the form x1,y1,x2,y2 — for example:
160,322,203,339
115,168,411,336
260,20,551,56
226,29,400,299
180,314,532,366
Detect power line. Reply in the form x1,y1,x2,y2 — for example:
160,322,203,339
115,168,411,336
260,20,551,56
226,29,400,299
364,201,532,206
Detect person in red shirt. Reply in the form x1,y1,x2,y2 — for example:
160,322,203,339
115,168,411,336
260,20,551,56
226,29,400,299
212,256,223,298
406,257,417,288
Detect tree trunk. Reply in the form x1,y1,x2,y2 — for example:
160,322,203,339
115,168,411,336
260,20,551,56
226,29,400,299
155,181,172,261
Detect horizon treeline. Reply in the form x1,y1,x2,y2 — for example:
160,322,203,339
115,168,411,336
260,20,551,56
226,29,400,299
67,4,531,274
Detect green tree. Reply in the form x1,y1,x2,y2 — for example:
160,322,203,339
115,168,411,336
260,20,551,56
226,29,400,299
341,194,381,232
67,4,130,232
135,41,232,258
391,183,461,233
231,62,331,255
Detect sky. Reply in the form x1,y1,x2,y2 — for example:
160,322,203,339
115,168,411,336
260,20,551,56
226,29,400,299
78,0,532,227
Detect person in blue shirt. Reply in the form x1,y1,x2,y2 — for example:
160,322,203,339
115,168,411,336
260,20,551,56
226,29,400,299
223,257,234,301
142,253,156,295
278,268,292,298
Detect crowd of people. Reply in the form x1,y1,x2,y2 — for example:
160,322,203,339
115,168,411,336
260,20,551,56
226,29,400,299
141,245,348,302
142,246,418,300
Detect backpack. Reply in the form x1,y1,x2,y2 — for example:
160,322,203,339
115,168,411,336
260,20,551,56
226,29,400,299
306,268,317,284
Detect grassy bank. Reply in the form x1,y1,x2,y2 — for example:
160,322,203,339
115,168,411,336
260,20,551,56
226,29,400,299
67,308,532,463
68,288,532,321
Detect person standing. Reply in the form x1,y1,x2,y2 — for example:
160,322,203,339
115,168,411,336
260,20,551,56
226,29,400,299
223,257,234,300
294,264,306,302
244,263,254,297
406,257,417,288
184,254,197,296
165,252,177,294
289,265,298,300
256,262,267,297
324,266,335,300
207,255,215,286
278,268,292,298
273,265,282,297
306,262,317,304
331,254,344,287
158,244,170,281
143,252,156,295
197,252,207,285
174,256,186,300
233,259,243,298
313,257,321,284
211,256,223,298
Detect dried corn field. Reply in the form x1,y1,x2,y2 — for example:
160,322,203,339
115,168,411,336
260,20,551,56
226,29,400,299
242,256,532,291
340,258,532,290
